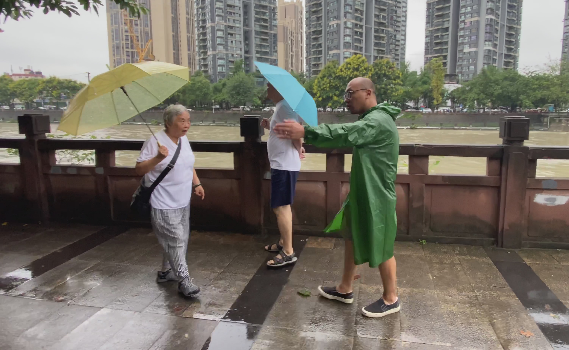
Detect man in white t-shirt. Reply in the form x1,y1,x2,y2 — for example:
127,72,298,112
261,83,304,268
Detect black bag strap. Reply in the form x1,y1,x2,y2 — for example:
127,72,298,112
148,139,182,193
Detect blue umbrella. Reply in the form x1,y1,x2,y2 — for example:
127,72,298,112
254,61,318,127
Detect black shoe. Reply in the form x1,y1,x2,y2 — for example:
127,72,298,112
362,298,401,318
317,286,354,304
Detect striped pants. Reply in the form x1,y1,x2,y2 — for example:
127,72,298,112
150,203,191,281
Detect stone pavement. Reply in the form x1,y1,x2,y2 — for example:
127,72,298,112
0,223,568,350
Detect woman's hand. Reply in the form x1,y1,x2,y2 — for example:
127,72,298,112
194,185,205,200
260,118,270,130
156,145,169,160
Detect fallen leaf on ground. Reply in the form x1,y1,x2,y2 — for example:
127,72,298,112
298,289,311,297
551,314,561,320
354,274,361,281
545,304,552,311
2,222,7,226
520,330,534,338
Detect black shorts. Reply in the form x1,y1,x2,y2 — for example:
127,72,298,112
270,168,299,208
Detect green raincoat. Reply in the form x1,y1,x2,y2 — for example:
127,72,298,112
303,103,400,267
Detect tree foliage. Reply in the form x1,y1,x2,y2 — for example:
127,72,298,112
426,58,445,108
313,60,342,108
370,59,402,103
225,72,256,107
2,0,147,21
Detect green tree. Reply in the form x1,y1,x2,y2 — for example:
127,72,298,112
2,0,147,21
231,59,244,75
313,60,342,108
212,79,229,108
38,77,85,106
426,58,445,109
290,70,307,85
184,71,212,107
0,75,15,105
304,77,316,97
225,72,256,106
336,55,372,90
10,79,41,108
370,59,402,103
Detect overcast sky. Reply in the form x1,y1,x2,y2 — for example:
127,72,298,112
0,0,564,83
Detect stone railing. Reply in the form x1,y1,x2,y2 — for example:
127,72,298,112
1,114,568,249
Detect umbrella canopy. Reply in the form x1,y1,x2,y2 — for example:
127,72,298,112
254,62,318,126
58,61,189,135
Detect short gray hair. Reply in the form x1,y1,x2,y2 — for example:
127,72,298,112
163,104,188,128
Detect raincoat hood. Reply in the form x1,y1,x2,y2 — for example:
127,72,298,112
376,102,401,121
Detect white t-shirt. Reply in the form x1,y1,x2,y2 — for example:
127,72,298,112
136,130,195,210
267,100,301,171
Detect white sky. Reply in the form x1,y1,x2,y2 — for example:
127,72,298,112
0,0,564,83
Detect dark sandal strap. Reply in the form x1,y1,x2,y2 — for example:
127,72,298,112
268,250,295,266
265,242,283,252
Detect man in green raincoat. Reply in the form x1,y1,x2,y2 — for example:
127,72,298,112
273,77,400,318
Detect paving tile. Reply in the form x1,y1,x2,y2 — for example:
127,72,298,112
41,262,124,302
429,262,475,294
263,283,320,330
148,318,218,350
180,271,250,319
476,291,553,350
49,308,136,350
0,295,64,344
252,326,354,350
14,304,99,348
98,312,176,350
9,258,96,298
459,258,512,295
435,291,503,349
422,243,460,264
76,233,158,264
549,249,569,265
518,249,560,265
353,337,450,350
0,238,70,257
392,254,434,290
528,263,569,302
305,237,335,249
394,241,425,256
302,284,360,337
0,252,40,277
71,264,154,308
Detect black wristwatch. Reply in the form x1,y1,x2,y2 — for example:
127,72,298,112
193,183,202,189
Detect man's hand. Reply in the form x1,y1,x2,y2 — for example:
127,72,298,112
194,185,205,200
155,145,168,161
260,118,270,130
300,147,306,160
273,120,305,139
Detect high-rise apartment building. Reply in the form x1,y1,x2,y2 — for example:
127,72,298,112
277,0,304,73
425,0,523,82
196,0,245,82
106,0,197,72
196,0,277,81
243,0,279,74
562,0,569,60
305,0,408,78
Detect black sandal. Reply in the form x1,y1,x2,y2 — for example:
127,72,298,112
267,250,297,268
264,242,283,253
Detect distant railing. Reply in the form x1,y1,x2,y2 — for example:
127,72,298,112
1,114,568,249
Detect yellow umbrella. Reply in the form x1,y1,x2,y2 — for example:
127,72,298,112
58,61,189,136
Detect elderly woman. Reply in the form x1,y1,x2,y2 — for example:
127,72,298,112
135,104,205,297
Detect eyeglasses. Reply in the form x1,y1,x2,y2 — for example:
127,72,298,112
344,89,368,100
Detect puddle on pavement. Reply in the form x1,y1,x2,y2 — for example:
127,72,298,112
201,321,259,350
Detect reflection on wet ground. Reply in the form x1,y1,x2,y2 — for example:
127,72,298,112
0,223,568,349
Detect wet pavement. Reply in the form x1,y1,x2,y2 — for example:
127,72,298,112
0,223,568,349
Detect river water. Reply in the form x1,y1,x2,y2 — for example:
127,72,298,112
1,123,568,177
